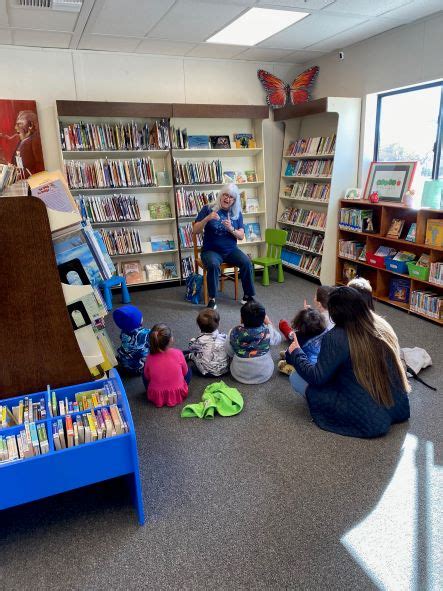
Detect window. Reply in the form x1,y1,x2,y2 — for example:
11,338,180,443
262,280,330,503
374,81,443,195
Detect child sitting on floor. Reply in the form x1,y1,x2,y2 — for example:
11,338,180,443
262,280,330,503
225,300,281,384
347,277,375,311
143,323,191,408
186,308,229,377
113,304,150,375
278,308,327,375
279,285,334,340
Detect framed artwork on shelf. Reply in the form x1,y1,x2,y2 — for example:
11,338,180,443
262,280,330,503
344,188,362,200
363,161,416,202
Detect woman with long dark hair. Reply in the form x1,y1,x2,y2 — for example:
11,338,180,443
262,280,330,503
287,286,410,437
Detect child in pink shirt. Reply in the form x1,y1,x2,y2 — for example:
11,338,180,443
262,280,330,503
143,323,191,408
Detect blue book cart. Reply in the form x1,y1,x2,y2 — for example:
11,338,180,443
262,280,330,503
0,368,145,525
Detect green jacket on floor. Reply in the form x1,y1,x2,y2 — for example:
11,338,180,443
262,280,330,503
181,381,244,419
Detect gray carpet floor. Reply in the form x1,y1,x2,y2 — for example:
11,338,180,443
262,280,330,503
1,274,441,590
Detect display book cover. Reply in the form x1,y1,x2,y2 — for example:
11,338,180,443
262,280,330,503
389,277,411,303
244,222,261,242
149,234,175,252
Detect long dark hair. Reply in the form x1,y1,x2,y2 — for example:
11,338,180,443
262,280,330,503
328,287,410,406
149,323,172,354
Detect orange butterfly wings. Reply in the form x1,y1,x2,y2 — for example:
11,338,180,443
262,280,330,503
257,66,319,108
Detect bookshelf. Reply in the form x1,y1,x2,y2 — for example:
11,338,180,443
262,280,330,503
336,199,443,325
274,97,361,284
0,369,145,525
56,101,180,289
170,103,269,278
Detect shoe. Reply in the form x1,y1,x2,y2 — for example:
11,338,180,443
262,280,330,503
279,350,286,360
241,295,256,305
207,299,217,310
278,360,295,375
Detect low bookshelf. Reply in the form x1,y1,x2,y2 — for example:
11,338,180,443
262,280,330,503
337,199,443,325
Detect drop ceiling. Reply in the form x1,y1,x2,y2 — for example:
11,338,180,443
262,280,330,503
0,0,441,64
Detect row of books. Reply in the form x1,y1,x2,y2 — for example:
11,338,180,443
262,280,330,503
223,170,258,184
116,261,178,284
173,159,223,186
182,255,195,278
0,163,19,193
285,159,333,177
410,290,443,320
0,422,49,462
53,405,128,450
287,229,324,254
175,189,216,217
281,248,321,277
0,397,47,429
51,385,118,417
179,223,202,248
170,128,257,150
429,262,443,286
286,135,336,156
339,240,365,260
280,207,327,230
100,227,142,256
59,119,170,152
65,158,157,189
76,194,141,223
339,208,374,233
283,181,330,202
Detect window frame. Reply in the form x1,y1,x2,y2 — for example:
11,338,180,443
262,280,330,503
374,80,443,180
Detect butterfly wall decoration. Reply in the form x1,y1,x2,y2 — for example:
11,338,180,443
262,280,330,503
257,66,319,109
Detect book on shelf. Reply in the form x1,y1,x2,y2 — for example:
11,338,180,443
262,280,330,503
64,157,156,190
187,135,210,149
429,262,443,285
173,159,222,185
339,208,374,233
181,255,195,278
339,239,365,260
76,194,141,223
416,253,430,267
59,119,170,151
425,219,443,247
286,134,336,156
175,189,216,217
147,201,172,220
405,223,416,242
162,261,178,279
386,218,405,239
358,245,367,261
283,184,293,197
389,278,411,303
392,251,415,262
374,245,397,258
290,181,330,201
150,234,175,252
284,159,333,177
281,248,321,276
245,170,257,182
245,196,259,213
144,262,178,282
236,171,248,184
0,163,19,193
410,290,443,320
156,170,170,186
54,228,105,288
223,171,236,183
171,126,188,149
342,261,358,282
233,133,256,149
210,135,231,149
179,223,202,248
280,207,327,230
100,227,142,256
288,229,324,254
121,261,144,285
244,222,261,242
0,422,50,462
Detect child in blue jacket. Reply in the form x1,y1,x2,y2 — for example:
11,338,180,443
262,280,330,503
278,308,327,375
113,305,150,375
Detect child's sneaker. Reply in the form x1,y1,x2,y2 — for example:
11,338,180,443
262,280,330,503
278,360,295,375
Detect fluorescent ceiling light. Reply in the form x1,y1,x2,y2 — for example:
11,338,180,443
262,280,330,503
206,7,309,47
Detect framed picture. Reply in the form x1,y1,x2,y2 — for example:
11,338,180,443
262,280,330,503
363,161,417,202
344,187,362,200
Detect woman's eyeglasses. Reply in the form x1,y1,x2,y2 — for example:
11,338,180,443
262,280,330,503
222,194,236,200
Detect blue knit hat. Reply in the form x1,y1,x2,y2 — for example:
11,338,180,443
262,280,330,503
113,305,143,333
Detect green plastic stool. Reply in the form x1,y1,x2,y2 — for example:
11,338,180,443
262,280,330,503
252,228,288,286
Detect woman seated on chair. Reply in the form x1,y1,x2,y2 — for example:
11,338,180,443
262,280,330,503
193,183,255,310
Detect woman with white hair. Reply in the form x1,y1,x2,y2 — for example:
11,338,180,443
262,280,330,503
193,183,255,310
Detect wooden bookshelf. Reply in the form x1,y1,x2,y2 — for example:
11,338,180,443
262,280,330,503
275,97,361,284
337,199,443,325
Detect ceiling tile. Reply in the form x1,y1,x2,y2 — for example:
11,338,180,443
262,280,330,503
234,47,294,61
0,28,12,44
284,49,326,62
78,34,141,52
322,0,413,17
186,43,249,58
88,0,176,37
259,11,368,49
256,0,335,9
147,0,247,43
136,38,196,56
380,0,443,23
12,29,72,48
8,6,79,32
308,16,405,51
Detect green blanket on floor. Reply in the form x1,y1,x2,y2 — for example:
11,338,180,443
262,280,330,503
181,381,244,419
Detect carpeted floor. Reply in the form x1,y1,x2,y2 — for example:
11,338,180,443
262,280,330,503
1,274,441,590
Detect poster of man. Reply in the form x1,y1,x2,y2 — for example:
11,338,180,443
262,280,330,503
0,99,45,178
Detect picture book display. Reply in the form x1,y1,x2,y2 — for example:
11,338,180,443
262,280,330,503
244,222,261,242
425,219,443,247
144,262,178,282
405,223,416,242
223,170,258,184
149,234,175,252
342,261,357,281
339,208,374,233
389,278,410,303
210,136,231,149
147,201,172,220
156,170,170,186
187,135,210,149
386,218,405,239
234,134,256,149
121,261,144,285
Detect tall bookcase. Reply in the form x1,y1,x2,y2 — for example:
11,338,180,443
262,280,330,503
56,101,269,287
56,101,179,289
274,97,361,285
337,199,443,325
170,104,269,278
